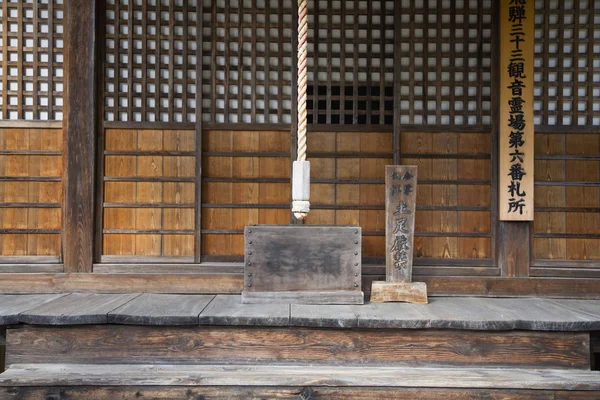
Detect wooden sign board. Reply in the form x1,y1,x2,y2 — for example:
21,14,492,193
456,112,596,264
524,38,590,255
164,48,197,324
499,0,534,221
370,166,427,304
242,225,364,305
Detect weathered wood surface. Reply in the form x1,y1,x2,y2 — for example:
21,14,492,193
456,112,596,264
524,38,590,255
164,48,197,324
2,274,599,298
18,294,140,325
242,291,364,305
1,364,600,390
1,294,600,331
108,294,215,326
1,387,598,400
63,0,97,272
370,281,428,304
290,305,358,328
4,387,600,400
243,225,362,294
385,165,417,282
199,295,289,326
473,298,600,331
351,302,429,329
0,273,243,294
5,325,590,369
0,295,66,325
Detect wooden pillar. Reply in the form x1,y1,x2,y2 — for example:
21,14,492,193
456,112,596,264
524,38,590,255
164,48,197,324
392,0,401,165
63,0,97,272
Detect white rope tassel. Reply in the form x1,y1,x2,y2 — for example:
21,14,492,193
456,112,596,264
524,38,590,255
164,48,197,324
293,0,310,220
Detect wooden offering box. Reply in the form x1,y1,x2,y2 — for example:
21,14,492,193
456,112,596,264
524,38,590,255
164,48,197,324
242,225,364,305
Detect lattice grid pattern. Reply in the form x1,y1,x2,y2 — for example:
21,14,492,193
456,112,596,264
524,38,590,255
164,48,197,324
306,0,395,125
397,0,493,126
104,0,198,123
201,0,294,124
533,0,600,127
0,0,65,121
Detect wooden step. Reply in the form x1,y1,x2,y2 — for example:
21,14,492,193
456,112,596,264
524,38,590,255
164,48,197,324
1,364,599,391
5,325,592,370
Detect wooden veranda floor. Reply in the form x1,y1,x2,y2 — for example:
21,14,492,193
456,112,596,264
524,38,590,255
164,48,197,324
1,295,600,399
1,294,600,330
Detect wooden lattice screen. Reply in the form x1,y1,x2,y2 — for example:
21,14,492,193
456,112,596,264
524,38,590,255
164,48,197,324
307,0,395,126
397,0,493,128
533,0,600,127
394,0,495,275
201,0,294,124
0,0,64,120
532,0,600,277
0,0,64,264
103,0,198,123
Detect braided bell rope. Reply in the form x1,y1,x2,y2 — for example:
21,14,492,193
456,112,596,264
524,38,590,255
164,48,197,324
293,0,309,220
297,0,308,162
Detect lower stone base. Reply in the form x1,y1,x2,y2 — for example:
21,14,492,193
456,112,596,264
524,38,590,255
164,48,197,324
369,281,428,304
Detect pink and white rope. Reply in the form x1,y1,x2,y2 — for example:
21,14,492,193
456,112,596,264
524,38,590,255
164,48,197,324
297,0,308,162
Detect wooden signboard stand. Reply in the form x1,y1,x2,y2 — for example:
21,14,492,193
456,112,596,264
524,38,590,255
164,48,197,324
370,166,428,304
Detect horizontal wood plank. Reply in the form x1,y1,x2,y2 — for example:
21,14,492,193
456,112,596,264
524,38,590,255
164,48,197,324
5,325,590,369
108,294,215,326
199,295,289,326
1,364,599,390
18,293,141,325
3,386,597,400
0,294,66,325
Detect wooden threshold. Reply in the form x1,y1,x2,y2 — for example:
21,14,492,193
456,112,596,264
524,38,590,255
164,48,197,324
1,364,599,390
0,274,599,298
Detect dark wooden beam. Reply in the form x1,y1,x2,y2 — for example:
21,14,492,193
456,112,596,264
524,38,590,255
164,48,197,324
392,0,401,165
63,0,97,272
0,274,598,298
498,222,531,277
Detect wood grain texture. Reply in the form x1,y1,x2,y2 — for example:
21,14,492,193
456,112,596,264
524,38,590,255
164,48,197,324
306,131,392,259
108,294,215,326
385,165,417,282
102,129,196,259
370,281,428,304
2,387,597,400
0,128,63,260
5,325,590,369
63,0,96,272
243,225,362,293
1,364,599,390
18,293,140,325
201,130,290,259
0,294,66,325
499,221,531,277
0,273,243,294
499,0,534,221
199,294,289,326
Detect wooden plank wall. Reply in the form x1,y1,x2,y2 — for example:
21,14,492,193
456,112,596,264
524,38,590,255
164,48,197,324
0,128,63,264
201,130,290,261
531,0,600,278
401,131,495,276
101,129,196,262
533,133,600,277
306,131,391,261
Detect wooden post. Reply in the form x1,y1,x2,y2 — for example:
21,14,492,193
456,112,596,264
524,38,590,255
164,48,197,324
370,166,427,304
63,0,97,272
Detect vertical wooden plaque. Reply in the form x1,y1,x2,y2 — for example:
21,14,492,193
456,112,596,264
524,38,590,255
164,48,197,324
371,166,427,303
386,165,417,282
499,0,534,221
